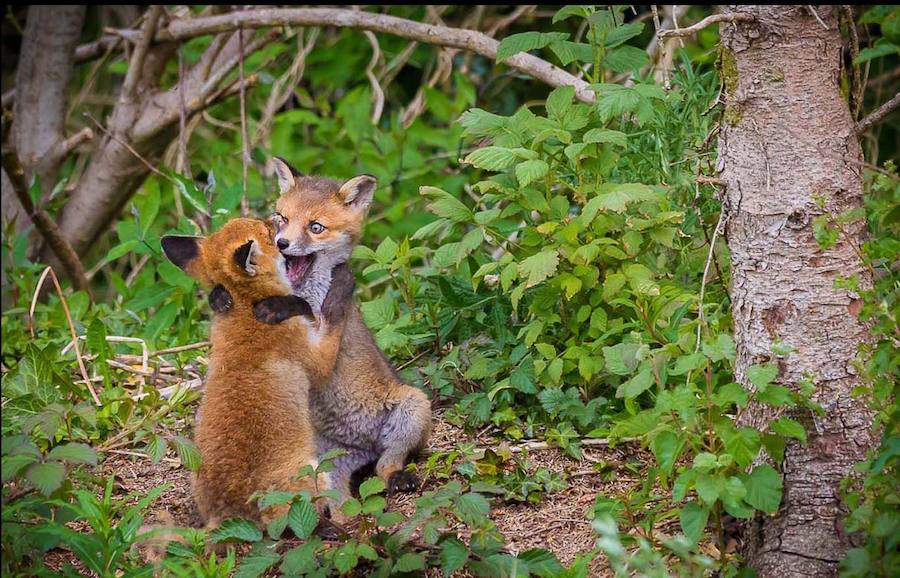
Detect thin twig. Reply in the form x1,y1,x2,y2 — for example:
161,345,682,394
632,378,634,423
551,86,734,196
30,267,100,406
363,31,385,125
657,12,755,38
177,48,190,178
842,6,862,120
238,27,250,217
807,5,830,30
695,207,728,354
150,341,211,356
857,92,900,134
1,150,91,295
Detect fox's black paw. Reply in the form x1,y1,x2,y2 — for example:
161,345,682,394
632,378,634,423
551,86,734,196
253,295,313,324
209,285,233,313
321,262,356,326
387,470,420,495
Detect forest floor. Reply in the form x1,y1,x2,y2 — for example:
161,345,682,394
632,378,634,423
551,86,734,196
41,404,668,577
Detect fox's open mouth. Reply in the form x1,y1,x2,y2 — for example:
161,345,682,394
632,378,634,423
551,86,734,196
284,253,316,285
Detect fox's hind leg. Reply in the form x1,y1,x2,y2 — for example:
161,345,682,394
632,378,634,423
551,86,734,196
375,386,432,495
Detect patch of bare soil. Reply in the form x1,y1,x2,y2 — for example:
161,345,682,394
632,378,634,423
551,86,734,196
42,411,652,577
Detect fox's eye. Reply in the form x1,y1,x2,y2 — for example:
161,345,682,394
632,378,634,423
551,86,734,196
309,221,326,234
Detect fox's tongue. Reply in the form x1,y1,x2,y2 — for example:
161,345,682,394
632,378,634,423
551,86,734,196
285,254,314,284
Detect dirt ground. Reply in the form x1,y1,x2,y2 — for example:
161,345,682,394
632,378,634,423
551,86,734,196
43,410,655,577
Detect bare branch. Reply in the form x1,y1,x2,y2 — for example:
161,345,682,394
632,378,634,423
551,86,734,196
238,27,250,216
121,6,164,103
857,91,900,134
1,149,91,295
154,8,596,103
657,12,755,38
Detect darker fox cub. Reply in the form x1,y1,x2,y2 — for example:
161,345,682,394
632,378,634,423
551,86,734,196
212,159,432,500
161,218,326,529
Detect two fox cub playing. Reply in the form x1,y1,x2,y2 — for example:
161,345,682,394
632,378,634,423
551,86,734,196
161,159,431,529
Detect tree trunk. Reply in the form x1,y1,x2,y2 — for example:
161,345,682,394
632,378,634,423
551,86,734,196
717,5,875,577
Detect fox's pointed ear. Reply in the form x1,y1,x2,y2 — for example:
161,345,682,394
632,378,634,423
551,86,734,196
271,157,301,195
338,175,376,210
161,236,202,273
233,239,261,276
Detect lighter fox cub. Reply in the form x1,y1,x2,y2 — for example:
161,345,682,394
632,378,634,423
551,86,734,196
161,218,329,530
213,159,432,500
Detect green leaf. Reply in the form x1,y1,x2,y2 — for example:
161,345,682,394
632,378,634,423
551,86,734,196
744,465,783,513
757,385,794,407
584,183,659,215
235,543,280,578
1,453,39,483
702,334,736,363
393,552,426,572
496,32,570,62
616,366,654,399
671,352,706,376
440,536,469,576
359,476,386,499
464,146,518,171
695,473,724,505
747,364,778,389
46,443,97,466
211,518,263,543
281,540,321,576
518,249,559,288
171,436,201,471
356,543,378,561
651,430,684,475
459,108,507,137
333,543,359,574
515,159,549,187
692,452,718,472
679,502,709,544
519,548,564,577
720,427,761,469
287,499,318,539
605,22,645,48
454,492,491,526
421,186,474,222
340,498,362,517
713,382,750,408
770,417,807,444
604,45,650,73
26,462,65,496
546,85,574,119
582,128,627,147
602,343,644,375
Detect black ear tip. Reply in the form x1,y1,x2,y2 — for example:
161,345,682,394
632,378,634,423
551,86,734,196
273,156,303,177
161,236,199,270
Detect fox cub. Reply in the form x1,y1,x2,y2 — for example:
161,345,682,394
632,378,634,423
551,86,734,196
161,218,328,529
213,159,432,500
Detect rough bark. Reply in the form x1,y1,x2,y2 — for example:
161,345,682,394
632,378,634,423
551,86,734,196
12,6,85,200
718,5,876,577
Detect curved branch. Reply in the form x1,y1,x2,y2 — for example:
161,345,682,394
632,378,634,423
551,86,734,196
154,8,596,103
2,149,91,296
657,12,755,38
857,92,900,134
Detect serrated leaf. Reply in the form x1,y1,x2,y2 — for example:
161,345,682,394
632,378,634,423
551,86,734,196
26,462,65,496
287,499,318,539
46,443,97,466
496,32,570,62
770,417,807,443
745,465,783,513
518,250,559,288
171,436,201,471
602,343,644,375
616,366,654,399
235,543,280,578
680,502,709,544
440,536,469,576
393,552,426,572
747,364,778,389
454,492,491,526
702,334,736,363
605,45,650,73
421,186,474,222
515,159,549,187
584,183,659,216
211,518,262,543
2,454,39,483
651,430,683,475
582,128,627,147
519,548,564,577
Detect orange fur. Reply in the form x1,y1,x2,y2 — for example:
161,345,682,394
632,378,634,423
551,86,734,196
162,219,325,529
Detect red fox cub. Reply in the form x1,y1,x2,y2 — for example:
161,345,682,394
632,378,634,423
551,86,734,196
213,159,432,500
161,218,329,529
